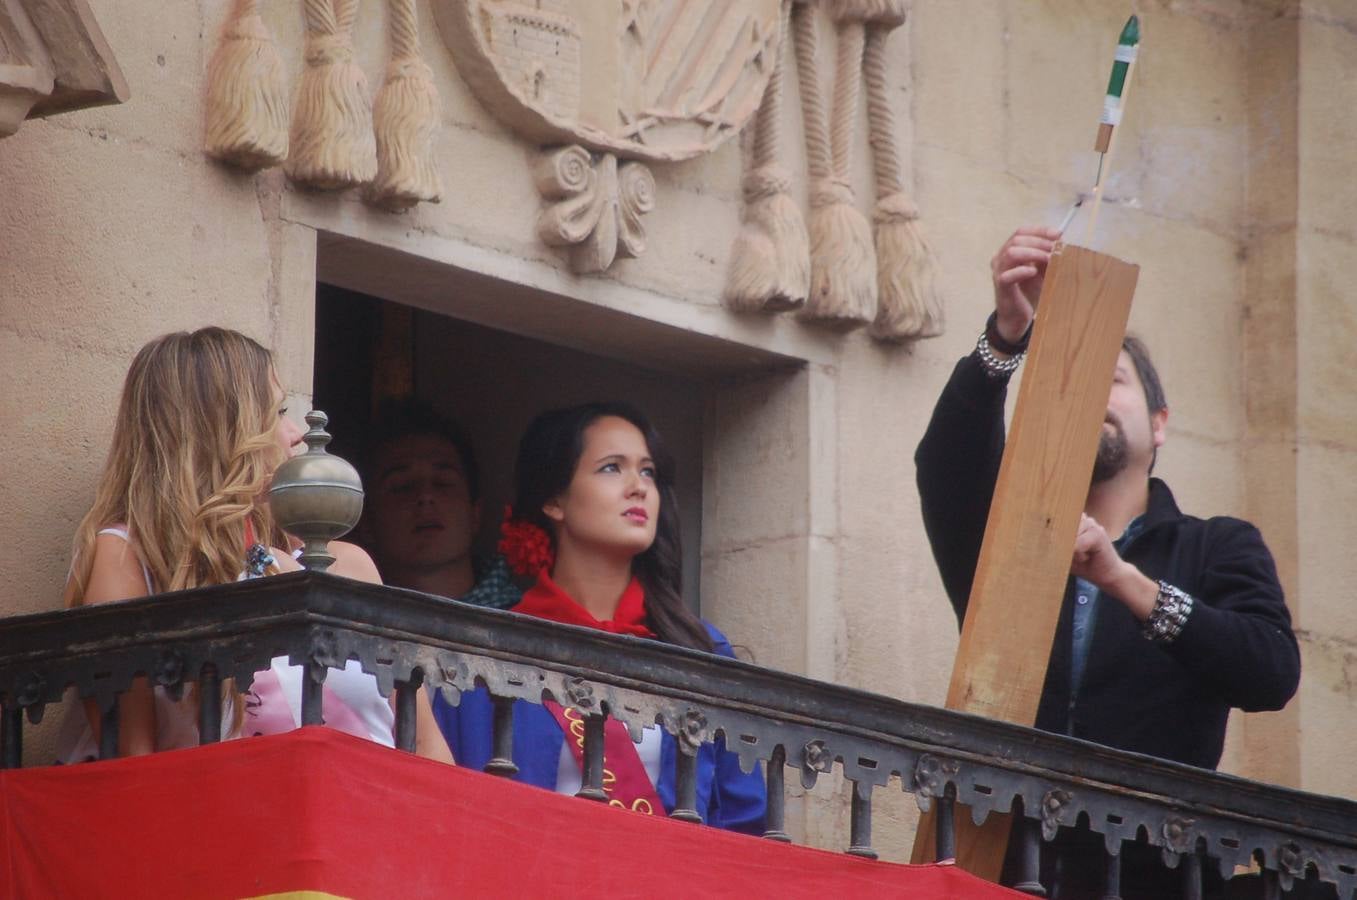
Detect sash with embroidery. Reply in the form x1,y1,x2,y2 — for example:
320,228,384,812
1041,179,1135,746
514,572,665,815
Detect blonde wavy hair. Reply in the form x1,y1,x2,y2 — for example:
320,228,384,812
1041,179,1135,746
68,327,287,604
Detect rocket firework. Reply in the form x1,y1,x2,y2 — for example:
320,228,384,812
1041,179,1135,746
1096,16,1141,154
1060,14,1141,238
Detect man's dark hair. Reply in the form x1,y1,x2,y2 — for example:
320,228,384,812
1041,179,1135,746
1122,335,1166,474
364,400,481,501
1122,334,1167,414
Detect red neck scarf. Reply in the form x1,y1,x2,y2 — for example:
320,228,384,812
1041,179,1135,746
513,571,654,639
512,571,663,816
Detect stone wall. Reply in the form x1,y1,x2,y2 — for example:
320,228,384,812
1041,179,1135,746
1,0,1353,854
1291,0,1357,803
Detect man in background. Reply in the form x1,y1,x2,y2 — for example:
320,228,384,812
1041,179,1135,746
362,402,520,610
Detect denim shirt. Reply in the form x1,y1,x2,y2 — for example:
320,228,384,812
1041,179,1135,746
1069,515,1146,717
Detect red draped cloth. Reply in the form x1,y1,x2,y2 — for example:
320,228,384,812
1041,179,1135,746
2,728,1024,898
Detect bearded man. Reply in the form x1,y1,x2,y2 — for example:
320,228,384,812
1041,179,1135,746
915,225,1299,768
914,227,1301,896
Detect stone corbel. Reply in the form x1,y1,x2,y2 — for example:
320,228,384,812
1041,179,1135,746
0,0,55,135
0,0,128,138
534,145,655,274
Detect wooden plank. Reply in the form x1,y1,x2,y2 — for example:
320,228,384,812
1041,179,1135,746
911,243,1139,879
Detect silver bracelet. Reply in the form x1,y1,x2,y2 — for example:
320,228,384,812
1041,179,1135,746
975,330,1024,380
1143,581,1195,645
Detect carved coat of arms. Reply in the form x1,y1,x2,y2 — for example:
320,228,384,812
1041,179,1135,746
433,0,782,270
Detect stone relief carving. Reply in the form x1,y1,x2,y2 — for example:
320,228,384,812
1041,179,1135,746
434,0,780,160
535,145,655,273
0,0,127,138
0,0,54,136
724,0,942,343
204,0,443,213
722,0,808,313
433,0,780,271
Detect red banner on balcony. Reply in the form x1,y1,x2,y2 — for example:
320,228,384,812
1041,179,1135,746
1,727,1023,898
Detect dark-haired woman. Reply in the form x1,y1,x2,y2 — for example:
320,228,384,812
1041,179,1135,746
431,403,765,832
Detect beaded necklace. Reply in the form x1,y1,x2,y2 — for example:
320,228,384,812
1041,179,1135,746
242,518,276,579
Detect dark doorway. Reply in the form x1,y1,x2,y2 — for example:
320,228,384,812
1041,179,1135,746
313,282,706,610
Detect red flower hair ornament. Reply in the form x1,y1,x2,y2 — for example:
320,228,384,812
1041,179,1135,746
498,505,556,576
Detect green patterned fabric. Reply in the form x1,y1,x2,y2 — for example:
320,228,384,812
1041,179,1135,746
458,554,524,610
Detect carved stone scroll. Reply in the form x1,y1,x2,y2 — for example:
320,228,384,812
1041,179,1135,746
535,144,654,273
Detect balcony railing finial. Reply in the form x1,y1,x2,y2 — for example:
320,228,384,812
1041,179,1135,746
268,410,364,572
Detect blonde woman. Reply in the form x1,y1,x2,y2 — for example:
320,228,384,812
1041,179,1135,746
59,327,451,763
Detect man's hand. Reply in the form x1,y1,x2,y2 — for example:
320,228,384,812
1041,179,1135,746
990,226,1062,345
1071,513,1159,621
1071,513,1122,586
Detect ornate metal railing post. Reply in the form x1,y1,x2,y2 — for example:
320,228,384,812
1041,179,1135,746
394,667,422,753
847,779,878,860
1014,815,1046,896
1102,844,1122,899
485,695,519,777
670,709,708,823
936,787,956,862
763,744,791,842
198,663,222,744
1,704,20,768
98,698,120,760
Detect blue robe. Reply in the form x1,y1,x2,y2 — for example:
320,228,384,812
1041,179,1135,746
431,623,766,834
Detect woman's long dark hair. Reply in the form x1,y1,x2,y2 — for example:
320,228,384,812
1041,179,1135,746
511,402,714,652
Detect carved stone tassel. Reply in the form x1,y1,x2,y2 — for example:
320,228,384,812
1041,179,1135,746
286,0,377,190
204,0,289,170
794,0,876,327
723,0,809,313
367,0,443,211
862,2,942,340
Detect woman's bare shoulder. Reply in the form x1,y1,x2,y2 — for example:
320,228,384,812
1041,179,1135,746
72,532,152,605
329,541,382,585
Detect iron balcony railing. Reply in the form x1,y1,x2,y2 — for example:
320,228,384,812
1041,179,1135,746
1,572,1353,898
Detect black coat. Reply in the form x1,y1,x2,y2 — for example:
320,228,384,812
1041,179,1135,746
915,354,1300,769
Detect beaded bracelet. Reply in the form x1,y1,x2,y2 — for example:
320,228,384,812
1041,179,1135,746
974,330,1024,380
1143,581,1194,645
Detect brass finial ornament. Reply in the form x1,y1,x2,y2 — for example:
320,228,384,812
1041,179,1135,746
268,411,364,572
